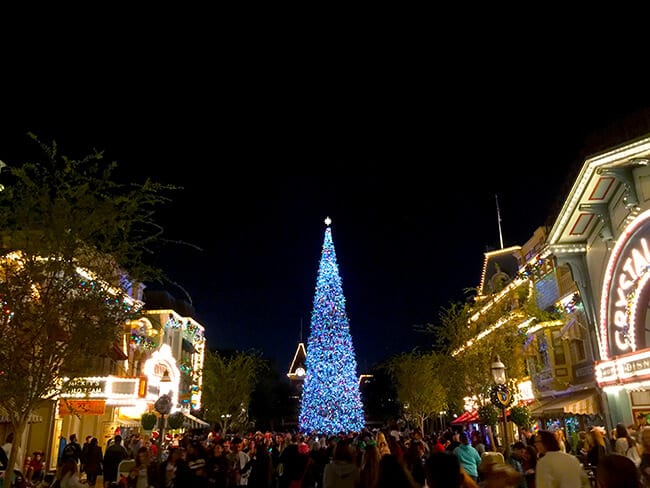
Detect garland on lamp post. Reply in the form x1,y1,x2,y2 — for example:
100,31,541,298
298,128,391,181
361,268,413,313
489,384,514,409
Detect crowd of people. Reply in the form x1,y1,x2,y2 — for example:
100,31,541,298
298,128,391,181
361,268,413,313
5,422,650,488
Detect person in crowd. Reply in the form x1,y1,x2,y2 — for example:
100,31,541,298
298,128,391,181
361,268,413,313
248,439,275,488
309,436,329,488
103,434,129,488
615,422,642,467
386,436,403,462
35,473,56,488
279,434,306,488
375,454,418,488
553,429,567,454
585,428,607,469
521,444,537,488
160,445,191,488
0,438,7,471
323,439,360,488
424,451,478,488
57,458,86,488
453,432,481,484
187,440,210,487
638,426,650,488
359,440,381,488
2,432,13,458
519,428,535,447
480,462,525,488
430,437,446,454
471,431,486,457
83,438,103,488
2,432,23,471
26,450,46,484
61,434,82,466
410,430,429,455
596,453,641,488
80,435,92,473
374,432,390,457
126,446,159,488
575,430,587,461
228,437,252,487
533,430,590,488
444,431,461,453
507,442,527,488
403,439,426,487
278,434,301,488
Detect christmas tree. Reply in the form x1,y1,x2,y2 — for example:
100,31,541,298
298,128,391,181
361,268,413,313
299,217,365,434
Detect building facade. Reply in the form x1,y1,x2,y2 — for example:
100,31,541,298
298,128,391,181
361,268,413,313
1,290,208,473
548,134,650,428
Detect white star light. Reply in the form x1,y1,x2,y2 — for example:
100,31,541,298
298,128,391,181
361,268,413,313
324,216,332,226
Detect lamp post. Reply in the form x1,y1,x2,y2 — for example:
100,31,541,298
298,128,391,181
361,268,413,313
491,355,510,451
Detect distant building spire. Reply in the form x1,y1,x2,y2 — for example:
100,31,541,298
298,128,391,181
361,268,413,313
495,194,504,249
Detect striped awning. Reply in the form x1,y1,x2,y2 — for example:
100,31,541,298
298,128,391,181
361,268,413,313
530,389,600,416
182,412,210,429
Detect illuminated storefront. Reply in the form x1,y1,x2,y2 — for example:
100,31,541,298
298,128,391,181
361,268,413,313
549,134,650,428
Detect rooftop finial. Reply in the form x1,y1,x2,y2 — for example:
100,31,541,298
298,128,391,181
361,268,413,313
324,216,332,226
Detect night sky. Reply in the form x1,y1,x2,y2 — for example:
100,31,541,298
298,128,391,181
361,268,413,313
2,50,650,374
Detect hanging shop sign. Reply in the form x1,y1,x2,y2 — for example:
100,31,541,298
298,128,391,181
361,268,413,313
59,399,106,416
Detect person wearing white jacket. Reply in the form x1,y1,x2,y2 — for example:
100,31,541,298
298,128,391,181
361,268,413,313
534,430,590,488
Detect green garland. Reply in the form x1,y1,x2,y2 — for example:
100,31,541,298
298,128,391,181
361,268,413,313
478,404,498,426
141,412,157,430
167,411,185,430
509,405,531,428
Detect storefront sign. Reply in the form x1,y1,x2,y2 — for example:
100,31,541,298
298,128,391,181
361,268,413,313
596,349,650,386
60,378,107,397
59,399,106,416
601,209,650,358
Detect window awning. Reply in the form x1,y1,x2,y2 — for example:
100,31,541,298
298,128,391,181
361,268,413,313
451,409,479,425
530,389,600,416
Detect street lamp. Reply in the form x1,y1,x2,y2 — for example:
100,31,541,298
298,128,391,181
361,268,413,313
491,355,510,451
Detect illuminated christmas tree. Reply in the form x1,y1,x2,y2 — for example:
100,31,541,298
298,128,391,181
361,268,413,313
299,217,365,434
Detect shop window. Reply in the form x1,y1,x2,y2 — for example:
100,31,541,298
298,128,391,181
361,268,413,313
539,334,550,369
552,330,566,365
631,390,650,406
571,339,586,362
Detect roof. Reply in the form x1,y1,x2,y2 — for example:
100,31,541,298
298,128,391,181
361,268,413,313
478,246,523,296
287,342,307,380
549,135,650,248
451,409,479,425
